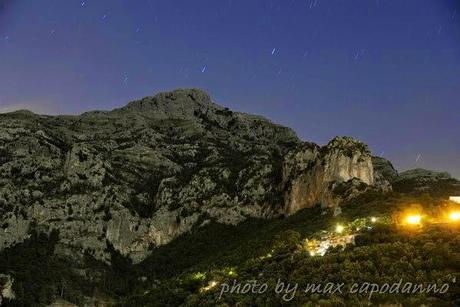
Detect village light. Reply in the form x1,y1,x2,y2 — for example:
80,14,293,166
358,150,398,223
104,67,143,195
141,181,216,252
201,280,219,292
405,215,422,225
449,211,460,222
371,217,377,223
336,224,344,233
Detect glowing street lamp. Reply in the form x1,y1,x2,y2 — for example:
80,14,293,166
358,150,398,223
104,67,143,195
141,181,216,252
370,217,377,223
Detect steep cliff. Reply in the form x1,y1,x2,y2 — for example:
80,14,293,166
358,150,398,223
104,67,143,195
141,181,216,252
282,137,374,215
0,89,377,263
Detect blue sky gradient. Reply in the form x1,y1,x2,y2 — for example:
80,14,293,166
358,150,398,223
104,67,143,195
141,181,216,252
0,0,459,177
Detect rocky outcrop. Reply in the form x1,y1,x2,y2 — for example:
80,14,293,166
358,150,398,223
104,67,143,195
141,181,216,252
372,156,397,181
282,137,374,215
0,89,377,263
397,168,451,181
392,168,460,195
372,156,398,192
0,274,15,304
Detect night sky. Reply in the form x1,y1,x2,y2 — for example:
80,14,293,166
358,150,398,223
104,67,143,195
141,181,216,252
0,0,459,177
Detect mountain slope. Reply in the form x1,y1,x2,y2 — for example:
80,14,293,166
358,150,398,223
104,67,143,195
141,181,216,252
0,89,376,265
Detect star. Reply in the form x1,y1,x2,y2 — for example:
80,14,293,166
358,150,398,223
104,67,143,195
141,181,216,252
271,48,276,55
102,14,107,20
81,2,86,7
415,154,422,163
201,66,207,73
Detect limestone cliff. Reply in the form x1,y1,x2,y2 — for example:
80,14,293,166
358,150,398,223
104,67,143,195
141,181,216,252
282,137,374,215
0,89,377,263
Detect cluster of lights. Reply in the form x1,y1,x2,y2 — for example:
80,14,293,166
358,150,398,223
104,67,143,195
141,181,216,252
196,203,460,294
402,209,460,226
200,280,219,292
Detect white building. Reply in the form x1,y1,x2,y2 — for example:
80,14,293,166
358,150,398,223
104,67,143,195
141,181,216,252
450,196,460,204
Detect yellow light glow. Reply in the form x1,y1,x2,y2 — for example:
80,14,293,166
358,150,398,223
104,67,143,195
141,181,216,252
371,217,377,223
405,215,421,225
201,280,218,292
449,212,460,222
336,224,344,233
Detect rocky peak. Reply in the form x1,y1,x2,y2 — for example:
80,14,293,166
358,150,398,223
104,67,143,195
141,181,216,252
322,136,373,185
323,136,371,156
114,88,216,119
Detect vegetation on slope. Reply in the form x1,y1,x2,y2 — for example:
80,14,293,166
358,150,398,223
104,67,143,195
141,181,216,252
2,191,460,306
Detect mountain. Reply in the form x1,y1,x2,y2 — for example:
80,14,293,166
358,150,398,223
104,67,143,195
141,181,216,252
0,89,459,306
0,89,382,264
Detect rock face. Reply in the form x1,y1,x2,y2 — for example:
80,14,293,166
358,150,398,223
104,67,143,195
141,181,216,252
282,137,374,215
0,89,377,263
0,274,15,304
372,156,398,192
